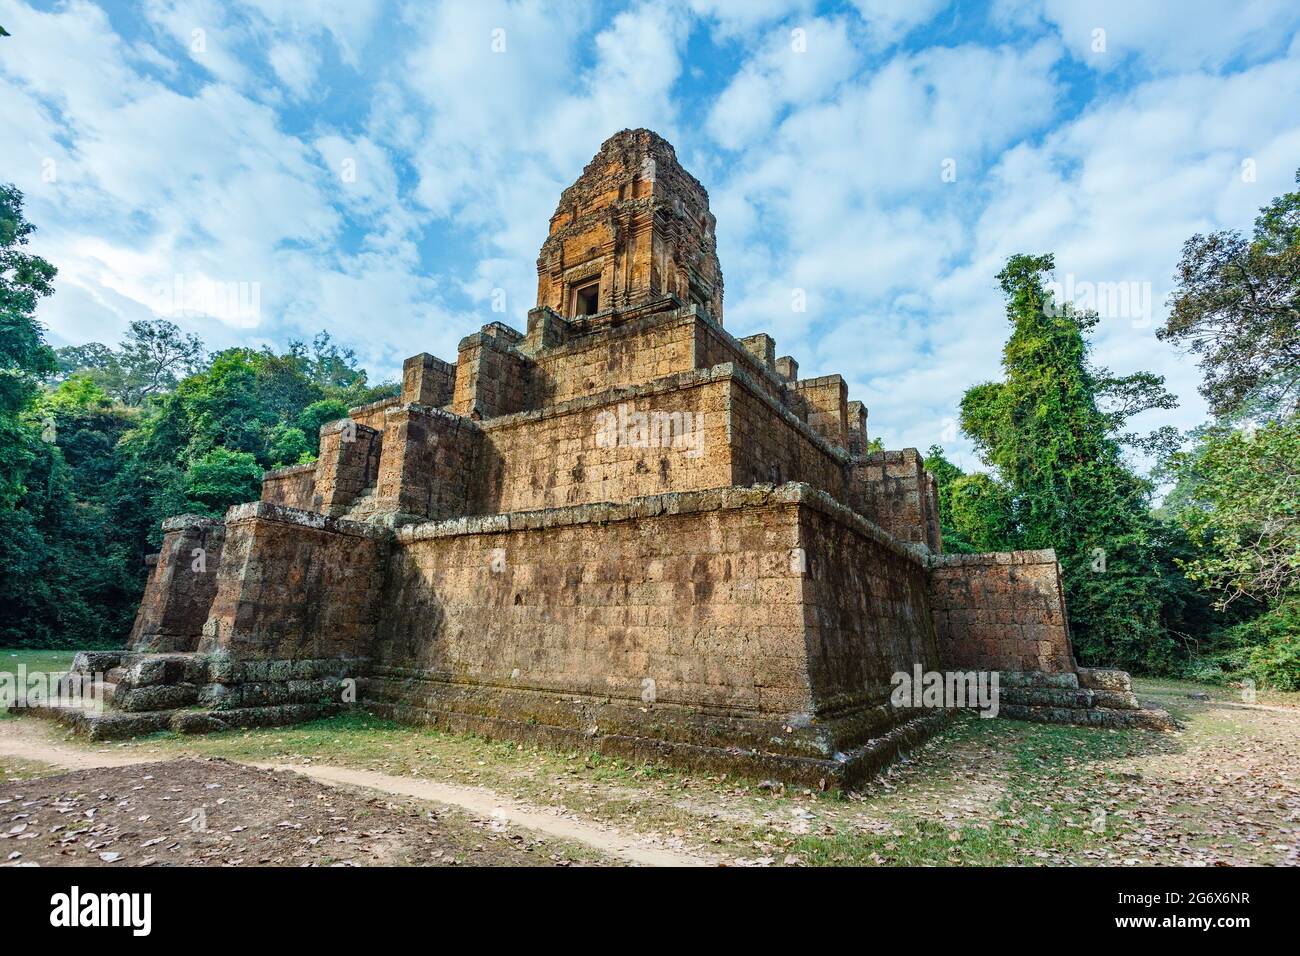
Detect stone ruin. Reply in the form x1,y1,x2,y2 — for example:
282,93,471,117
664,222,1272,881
26,130,1172,788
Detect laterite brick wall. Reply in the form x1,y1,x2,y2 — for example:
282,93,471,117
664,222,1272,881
928,551,1075,674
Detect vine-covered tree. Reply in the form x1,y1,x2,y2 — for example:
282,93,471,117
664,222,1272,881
957,253,1180,671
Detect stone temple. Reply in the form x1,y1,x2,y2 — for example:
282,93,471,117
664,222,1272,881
30,130,1171,788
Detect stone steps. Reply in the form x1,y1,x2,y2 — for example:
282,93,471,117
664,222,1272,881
995,667,1175,730
16,650,366,741
20,700,346,741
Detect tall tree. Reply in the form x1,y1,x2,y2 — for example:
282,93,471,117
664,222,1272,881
0,183,58,507
959,254,1179,671
1159,168,1300,419
116,318,205,405
1171,419,1299,608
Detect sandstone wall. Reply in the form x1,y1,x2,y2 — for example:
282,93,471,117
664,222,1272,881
928,550,1075,674
200,504,389,661
799,500,940,706
846,401,869,457
376,405,481,520
401,353,456,408
314,420,383,515
728,376,846,501
694,318,799,411
349,396,401,432
373,489,811,714
531,312,697,406
128,515,225,653
848,449,941,551
452,330,534,420
793,375,849,449
478,373,732,515
260,464,315,510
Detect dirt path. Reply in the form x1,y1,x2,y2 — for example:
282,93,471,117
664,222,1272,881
2,758,578,867
0,720,163,770
250,761,709,867
0,720,708,867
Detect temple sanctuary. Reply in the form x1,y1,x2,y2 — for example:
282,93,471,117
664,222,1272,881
28,130,1171,787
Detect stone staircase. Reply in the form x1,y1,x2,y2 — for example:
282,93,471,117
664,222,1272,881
997,668,1176,730
15,650,363,740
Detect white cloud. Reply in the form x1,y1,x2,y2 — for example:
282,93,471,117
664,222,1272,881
143,0,254,90
1003,0,1300,72
849,0,948,47
708,16,860,149
268,41,320,99
688,0,813,37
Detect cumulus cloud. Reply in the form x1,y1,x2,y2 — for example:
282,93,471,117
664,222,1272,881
849,0,948,47
708,16,860,149
1,0,1297,465
1000,0,1300,72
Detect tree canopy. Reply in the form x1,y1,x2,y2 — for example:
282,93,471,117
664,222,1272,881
1159,168,1300,419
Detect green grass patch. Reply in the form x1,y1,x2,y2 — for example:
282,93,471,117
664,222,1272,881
1,649,79,716
794,718,1168,866
0,649,78,678
1133,675,1300,708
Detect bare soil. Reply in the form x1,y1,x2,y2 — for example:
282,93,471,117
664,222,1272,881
0,758,593,867
1,677,1296,867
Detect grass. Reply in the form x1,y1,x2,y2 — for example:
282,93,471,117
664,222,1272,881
1,666,1294,866
1133,675,1300,708
791,716,1175,866
0,649,79,718
0,649,78,678
0,754,57,782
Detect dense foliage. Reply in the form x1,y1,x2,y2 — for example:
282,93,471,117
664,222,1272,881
924,175,1300,687
0,184,396,647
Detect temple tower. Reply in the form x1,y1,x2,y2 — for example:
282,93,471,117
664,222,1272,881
535,128,724,324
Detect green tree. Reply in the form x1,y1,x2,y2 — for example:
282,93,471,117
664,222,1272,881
184,448,263,516
957,253,1179,671
1171,419,1298,608
1159,168,1300,419
176,351,274,462
0,442,137,648
0,183,58,507
53,341,122,391
296,398,349,453
921,445,1012,553
946,473,1015,553
36,376,134,501
266,422,312,467
116,318,205,405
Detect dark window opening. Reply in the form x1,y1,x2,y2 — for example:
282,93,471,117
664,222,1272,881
573,281,600,317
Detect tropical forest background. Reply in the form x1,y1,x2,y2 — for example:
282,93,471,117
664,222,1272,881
0,175,1296,689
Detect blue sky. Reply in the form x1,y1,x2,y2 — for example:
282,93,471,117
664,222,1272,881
3,0,1299,471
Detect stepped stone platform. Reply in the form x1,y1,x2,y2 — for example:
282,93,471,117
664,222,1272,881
18,129,1172,786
